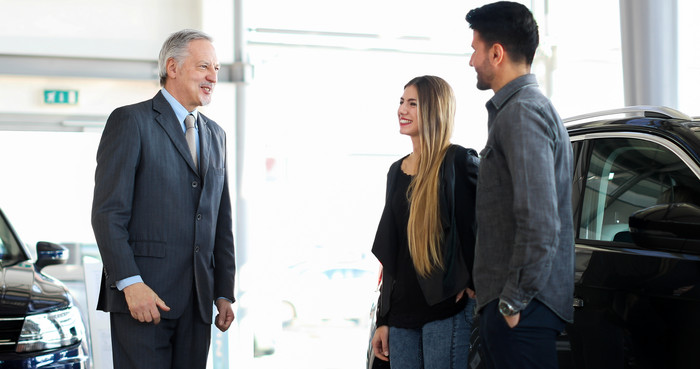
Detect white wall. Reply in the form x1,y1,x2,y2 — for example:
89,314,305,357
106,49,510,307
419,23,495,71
0,0,234,62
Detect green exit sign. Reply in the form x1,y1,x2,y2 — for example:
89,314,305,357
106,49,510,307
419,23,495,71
44,90,79,105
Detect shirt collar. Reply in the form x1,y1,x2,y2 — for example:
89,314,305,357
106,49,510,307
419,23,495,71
161,88,198,124
487,74,539,111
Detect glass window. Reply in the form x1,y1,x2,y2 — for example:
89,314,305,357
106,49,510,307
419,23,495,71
0,213,24,263
579,137,700,242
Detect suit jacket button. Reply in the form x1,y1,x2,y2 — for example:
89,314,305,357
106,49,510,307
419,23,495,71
192,181,198,188
197,214,202,221
194,245,200,253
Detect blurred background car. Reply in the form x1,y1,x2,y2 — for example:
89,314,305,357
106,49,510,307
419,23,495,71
282,260,379,327
237,259,297,357
0,209,90,369
366,268,389,369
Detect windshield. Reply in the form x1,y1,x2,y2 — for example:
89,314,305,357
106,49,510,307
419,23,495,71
0,212,28,265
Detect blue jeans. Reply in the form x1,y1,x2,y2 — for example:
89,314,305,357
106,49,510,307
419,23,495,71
389,298,475,369
480,299,565,369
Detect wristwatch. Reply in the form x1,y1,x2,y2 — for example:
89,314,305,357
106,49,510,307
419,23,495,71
498,299,519,316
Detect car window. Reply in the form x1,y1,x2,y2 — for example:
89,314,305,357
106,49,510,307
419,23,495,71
0,214,25,263
579,137,700,243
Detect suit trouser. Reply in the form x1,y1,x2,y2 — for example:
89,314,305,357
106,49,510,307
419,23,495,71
109,294,211,369
479,299,565,369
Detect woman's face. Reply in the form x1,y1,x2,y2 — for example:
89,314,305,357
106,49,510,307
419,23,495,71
398,85,419,137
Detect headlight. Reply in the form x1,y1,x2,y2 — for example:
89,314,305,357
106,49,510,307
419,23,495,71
16,306,85,353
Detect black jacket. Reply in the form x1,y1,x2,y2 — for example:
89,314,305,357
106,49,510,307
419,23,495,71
372,144,479,322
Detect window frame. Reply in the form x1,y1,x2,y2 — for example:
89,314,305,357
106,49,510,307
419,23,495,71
571,131,700,253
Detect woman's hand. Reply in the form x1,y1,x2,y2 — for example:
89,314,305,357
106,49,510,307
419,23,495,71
456,288,476,302
371,325,390,361
466,288,476,299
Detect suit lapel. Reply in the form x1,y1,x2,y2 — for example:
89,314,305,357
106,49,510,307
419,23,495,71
152,92,200,176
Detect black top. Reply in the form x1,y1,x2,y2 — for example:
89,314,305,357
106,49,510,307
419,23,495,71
385,169,467,328
372,145,479,328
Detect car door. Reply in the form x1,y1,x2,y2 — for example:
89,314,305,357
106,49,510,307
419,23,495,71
565,131,700,369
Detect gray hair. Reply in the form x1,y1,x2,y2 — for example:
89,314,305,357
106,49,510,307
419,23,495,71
158,29,213,87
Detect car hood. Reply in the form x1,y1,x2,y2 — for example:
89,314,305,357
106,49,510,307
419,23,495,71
0,261,71,317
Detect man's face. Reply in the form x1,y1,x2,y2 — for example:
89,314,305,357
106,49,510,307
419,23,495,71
167,39,220,111
469,30,494,91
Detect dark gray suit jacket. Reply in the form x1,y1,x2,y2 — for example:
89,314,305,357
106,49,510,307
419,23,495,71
91,91,236,323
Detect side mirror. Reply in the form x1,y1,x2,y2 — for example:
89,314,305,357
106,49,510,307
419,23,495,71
629,203,700,253
35,242,69,271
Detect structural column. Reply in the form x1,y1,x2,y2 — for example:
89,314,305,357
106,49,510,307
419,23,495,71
619,0,678,108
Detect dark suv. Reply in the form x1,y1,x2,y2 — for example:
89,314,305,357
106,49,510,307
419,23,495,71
0,208,90,368
560,106,700,368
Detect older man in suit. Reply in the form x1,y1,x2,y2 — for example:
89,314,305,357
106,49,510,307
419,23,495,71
91,29,236,369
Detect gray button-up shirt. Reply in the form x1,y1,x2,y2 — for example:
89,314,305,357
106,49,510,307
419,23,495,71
473,74,574,322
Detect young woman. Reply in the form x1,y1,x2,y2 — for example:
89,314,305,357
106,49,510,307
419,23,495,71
371,75,479,369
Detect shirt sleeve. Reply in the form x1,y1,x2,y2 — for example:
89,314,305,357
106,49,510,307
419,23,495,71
116,275,144,291
498,102,562,311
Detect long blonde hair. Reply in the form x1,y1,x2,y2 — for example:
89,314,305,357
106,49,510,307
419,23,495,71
405,76,455,278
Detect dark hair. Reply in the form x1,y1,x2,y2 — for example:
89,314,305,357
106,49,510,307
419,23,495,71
465,1,539,65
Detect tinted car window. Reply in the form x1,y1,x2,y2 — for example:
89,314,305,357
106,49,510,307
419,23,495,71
0,214,25,264
579,137,700,243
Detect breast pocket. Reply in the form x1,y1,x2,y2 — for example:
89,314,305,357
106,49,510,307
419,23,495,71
208,167,226,194
478,145,503,191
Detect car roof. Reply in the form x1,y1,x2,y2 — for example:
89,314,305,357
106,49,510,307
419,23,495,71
563,106,700,162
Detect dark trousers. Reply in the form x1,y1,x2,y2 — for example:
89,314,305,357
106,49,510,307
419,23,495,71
109,295,211,369
480,299,564,369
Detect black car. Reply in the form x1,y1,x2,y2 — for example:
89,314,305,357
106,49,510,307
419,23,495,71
0,209,90,368
369,106,700,369
560,106,700,368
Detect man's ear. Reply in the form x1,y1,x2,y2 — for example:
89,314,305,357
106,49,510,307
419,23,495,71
490,43,505,66
166,57,178,79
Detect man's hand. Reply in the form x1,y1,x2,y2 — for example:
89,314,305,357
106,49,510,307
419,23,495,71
371,325,390,362
123,282,170,324
215,299,235,332
504,312,520,328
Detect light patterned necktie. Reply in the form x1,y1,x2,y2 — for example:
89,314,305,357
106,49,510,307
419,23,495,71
185,114,198,171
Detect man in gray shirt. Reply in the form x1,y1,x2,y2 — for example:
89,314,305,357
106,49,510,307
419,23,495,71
466,2,574,368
